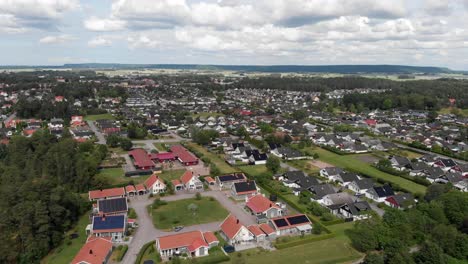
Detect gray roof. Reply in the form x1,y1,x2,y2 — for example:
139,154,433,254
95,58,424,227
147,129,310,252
310,184,336,199
353,178,375,190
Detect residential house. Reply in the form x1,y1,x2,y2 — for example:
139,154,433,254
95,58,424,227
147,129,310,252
433,158,457,172
90,215,126,242
128,148,155,170
144,174,166,194
216,173,247,189
321,192,355,207
309,184,336,201
170,145,199,166
71,237,113,264
365,185,395,203
247,225,267,242
231,181,258,200
245,194,283,222
385,193,415,209
338,201,372,221
89,187,126,201
335,172,360,186
348,178,375,195
180,170,203,190
319,167,344,181
219,215,255,245
96,197,128,216
390,156,411,171
271,147,306,160
268,214,312,237
156,231,218,259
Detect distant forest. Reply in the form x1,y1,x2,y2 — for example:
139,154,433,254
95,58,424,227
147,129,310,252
231,77,468,110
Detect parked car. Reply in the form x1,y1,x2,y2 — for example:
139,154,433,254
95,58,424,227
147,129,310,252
173,226,184,232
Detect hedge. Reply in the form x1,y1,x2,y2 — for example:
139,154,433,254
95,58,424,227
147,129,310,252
321,145,353,155
274,233,335,249
135,241,154,264
373,165,432,187
195,254,230,264
115,245,128,261
322,218,346,226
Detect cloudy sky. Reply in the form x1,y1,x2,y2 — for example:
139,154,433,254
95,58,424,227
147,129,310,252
1,0,468,69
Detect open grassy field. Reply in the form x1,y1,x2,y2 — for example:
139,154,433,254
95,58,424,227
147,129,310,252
158,169,186,181
286,160,321,174
41,212,90,264
439,107,468,117
95,167,150,186
84,113,115,121
150,197,229,230
309,147,427,194
227,237,362,264
187,143,238,174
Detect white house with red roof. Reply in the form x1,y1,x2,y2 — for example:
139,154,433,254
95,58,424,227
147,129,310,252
245,194,283,220
180,170,203,190
219,214,254,245
247,225,267,242
144,174,166,194
72,237,113,264
155,230,218,259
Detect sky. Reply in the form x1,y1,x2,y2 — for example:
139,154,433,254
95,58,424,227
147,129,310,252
1,0,468,70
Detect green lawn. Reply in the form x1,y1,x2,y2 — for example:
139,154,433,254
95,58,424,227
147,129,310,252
84,113,115,121
238,165,271,177
287,160,321,174
95,167,150,186
41,212,90,264
150,197,229,230
327,222,355,242
158,169,186,182
227,237,362,264
310,147,426,194
187,143,238,174
438,107,468,117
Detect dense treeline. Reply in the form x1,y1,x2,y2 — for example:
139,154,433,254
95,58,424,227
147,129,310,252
232,77,468,109
0,130,107,263
348,186,468,264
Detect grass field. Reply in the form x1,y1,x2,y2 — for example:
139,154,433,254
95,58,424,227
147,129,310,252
95,167,150,186
286,160,321,174
41,212,90,264
84,113,115,121
439,107,468,117
187,143,238,174
158,169,186,181
150,197,228,230
309,147,426,194
227,237,362,264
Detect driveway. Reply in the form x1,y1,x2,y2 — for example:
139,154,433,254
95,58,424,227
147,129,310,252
87,120,106,144
121,190,256,264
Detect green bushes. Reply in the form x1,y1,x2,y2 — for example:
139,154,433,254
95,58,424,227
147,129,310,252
115,245,128,261
135,241,154,264
321,145,352,155
128,208,137,219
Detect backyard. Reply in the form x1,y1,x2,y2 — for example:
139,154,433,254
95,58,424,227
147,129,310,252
41,212,90,264
187,143,238,174
308,147,427,194
158,169,186,181
150,197,229,230
95,167,150,186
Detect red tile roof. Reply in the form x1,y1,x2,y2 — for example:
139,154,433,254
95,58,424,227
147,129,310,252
203,231,218,244
71,237,112,264
259,223,275,235
128,148,155,168
158,231,209,251
205,176,215,183
248,225,265,237
172,179,182,186
144,174,164,189
246,195,280,214
125,185,136,193
135,184,146,192
181,170,195,184
220,215,243,240
171,145,198,163
89,187,125,200
155,152,175,160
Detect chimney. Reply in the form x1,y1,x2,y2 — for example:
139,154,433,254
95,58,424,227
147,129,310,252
89,249,93,254
236,219,239,224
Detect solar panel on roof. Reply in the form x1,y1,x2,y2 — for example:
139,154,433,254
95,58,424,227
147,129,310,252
287,215,310,225
93,215,125,230
98,198,127,214
273,218,289,228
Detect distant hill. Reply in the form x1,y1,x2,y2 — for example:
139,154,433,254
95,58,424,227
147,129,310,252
1,63,464,74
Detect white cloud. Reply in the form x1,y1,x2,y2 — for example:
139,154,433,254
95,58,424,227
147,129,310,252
84,17,127,31
88,36,113,47
127,34,160,49
39,34,74,44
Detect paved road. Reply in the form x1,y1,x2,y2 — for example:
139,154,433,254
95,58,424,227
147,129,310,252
87,120,106,144
121,190,255,264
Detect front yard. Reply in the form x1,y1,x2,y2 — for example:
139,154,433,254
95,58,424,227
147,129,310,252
158,169,186,182
150,197,229,230
95,167,150,187
84,113,115,121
